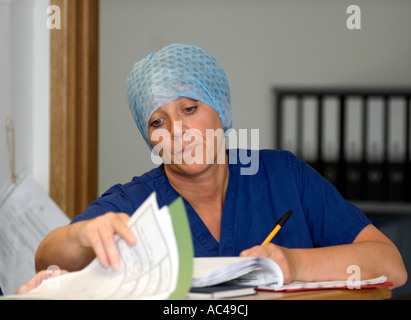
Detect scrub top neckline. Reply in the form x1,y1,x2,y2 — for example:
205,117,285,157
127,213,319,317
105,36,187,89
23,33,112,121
163,160,239,257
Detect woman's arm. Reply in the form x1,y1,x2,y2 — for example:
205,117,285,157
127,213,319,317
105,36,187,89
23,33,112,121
240,224,407,288
35,213,136,273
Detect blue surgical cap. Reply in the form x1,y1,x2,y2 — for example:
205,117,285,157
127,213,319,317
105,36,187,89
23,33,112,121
126,43,232,148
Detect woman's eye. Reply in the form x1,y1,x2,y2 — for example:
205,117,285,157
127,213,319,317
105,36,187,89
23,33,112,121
184,106,197,114
150,118,163,127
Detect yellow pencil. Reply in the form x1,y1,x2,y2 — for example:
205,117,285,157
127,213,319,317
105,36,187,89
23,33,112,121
261,210,292,245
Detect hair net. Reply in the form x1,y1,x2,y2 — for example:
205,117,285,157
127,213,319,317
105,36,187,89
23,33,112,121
126,43,232,149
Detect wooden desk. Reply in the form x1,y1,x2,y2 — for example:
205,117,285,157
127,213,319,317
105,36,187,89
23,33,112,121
230,287,391,300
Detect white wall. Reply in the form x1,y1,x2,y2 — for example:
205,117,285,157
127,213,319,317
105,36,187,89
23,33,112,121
0,0,34,199
0,0,50,200
32,0,51,194
0,0,13,199
99,0,411,194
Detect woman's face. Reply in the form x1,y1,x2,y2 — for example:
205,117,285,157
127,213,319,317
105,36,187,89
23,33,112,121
148,97,226,175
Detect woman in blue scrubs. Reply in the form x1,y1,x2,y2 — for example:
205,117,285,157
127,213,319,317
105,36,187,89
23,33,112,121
35,44,407,288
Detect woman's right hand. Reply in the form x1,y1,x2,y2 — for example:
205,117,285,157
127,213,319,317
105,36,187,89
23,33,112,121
73,212,137,271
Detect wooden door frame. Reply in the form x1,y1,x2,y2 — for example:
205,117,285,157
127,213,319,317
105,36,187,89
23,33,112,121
49,0,99,219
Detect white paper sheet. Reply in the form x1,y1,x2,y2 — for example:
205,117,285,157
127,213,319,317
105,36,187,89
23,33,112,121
0,175,70,295
191,257,283,288
11,193,180,300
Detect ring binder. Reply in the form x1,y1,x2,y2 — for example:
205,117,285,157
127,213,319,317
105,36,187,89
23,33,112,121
275,88,411,207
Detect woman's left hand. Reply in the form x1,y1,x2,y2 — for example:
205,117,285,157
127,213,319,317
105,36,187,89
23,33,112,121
240,243,297,284
17,269,68,294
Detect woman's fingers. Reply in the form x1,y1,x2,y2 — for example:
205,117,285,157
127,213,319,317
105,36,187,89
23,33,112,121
78,212,137,271
113,213,137,246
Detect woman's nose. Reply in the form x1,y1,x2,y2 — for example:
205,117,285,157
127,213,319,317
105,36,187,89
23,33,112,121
169,119,190,140
170,120,183,139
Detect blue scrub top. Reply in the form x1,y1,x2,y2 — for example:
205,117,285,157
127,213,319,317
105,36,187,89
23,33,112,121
72,149,371,257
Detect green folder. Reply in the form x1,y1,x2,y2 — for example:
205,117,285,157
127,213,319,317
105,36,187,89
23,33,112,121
167,197,194,300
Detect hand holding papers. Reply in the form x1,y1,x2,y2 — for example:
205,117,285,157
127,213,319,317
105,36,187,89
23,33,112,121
10,193,194,300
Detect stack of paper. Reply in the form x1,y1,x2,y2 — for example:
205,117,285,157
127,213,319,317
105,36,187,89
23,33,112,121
191,257,283,288
191,256,391,293
261,275,390,292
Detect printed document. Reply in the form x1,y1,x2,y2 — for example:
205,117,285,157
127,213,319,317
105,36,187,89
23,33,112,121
12,193,180,300
0,175,70,295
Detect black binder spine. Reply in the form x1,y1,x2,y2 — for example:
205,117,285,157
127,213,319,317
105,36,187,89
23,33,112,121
275,88,411,205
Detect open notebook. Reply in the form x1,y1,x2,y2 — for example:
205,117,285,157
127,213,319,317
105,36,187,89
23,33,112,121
192,257,392,292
